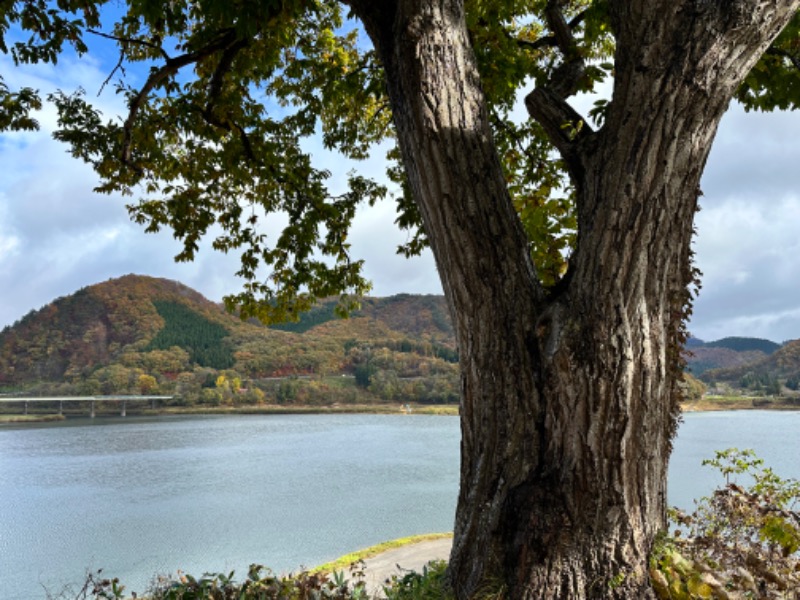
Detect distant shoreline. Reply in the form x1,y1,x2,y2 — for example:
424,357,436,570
2,396,799,424
682,395,800,412
0,413,66,424
0,403,459,424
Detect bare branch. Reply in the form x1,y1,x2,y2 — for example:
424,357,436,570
98,52,125,96
88,28,166,97
87,29,170,61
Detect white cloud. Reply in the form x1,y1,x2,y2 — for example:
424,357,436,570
0,234,19,256
690,104,800,343
0,50,444,329
1,42,799,347
350,197,441,296
701,103,800,201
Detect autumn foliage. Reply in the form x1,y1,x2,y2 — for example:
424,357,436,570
0,275,459,406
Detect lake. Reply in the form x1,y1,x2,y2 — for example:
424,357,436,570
0,411,798,599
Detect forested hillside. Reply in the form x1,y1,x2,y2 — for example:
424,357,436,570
4,276,797,408
703,337,781,354
0,275,459,406
147,300,235,369
684,336,779,375
0,275,228,384
702,339,800,394
683,336,800,399
268,293,454,341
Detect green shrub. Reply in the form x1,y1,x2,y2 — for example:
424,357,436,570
651,448,800,598
383,560,453,600
69,564,371,600
148,564,368,599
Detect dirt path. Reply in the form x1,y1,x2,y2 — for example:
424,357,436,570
356,538,453,596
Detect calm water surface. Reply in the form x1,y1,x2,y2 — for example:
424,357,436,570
0,411,797,599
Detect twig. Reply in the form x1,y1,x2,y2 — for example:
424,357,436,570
87,29,169,61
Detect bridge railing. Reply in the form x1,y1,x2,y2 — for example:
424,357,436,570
0,395,174,417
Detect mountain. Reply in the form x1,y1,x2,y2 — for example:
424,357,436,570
0,275,459,406
8,274,791,408
684,336,779,376
701,337,780,354
702,339,800,386
684,336,706,349
0,275,237,384
268,293,454,341
685,347,770,376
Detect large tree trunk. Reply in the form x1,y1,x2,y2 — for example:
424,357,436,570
346,0,799,597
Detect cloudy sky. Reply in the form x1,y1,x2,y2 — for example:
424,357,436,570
1,41,798,343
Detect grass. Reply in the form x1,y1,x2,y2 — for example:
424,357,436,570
0,403,459,423
151,403,458,417
8,395,798,422
313,532,453,573
0,413,65,423
410,405,459,416
682,395,800,412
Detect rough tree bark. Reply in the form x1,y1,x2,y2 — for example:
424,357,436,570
345,0,799,597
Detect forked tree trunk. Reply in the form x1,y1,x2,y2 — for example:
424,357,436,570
347,0,799,597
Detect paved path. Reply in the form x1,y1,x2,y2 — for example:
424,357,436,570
357,538,453,596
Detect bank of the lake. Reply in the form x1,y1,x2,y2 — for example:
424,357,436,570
0,413,66,423
0,402,459,424
312,532,453,573
2,394,798,425
682,395,800,412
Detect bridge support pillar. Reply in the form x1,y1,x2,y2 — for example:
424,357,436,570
90,400,95,418
24,400,28,415
59,400,63,416
121,400,126,417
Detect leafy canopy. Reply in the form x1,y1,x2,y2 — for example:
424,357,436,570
1,0,798,321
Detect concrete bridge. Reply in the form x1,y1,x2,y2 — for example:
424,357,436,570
0,395,174,417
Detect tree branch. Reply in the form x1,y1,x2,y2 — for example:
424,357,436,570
510,10,589,53
338,0,397,60
767,46,800,72
525,85,592,175
523,1,592,177
566,10,588,33
98,51,126,96
88,29,165,97
87,29,170,61
205,38,249,112
198,38,258,162
542,0,585,97
120,29,238,169
545,0,575,54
